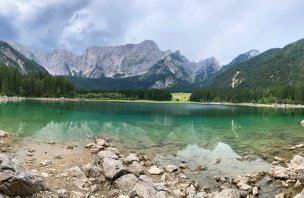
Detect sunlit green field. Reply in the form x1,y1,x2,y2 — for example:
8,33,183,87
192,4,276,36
171,93,191,102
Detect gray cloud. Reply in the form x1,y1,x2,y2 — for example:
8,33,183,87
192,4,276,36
0,14,17,40
0,0,304,64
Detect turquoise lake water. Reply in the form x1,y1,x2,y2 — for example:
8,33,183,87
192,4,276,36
1,100,304,195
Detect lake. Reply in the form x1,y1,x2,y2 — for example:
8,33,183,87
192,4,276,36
1,100,304,195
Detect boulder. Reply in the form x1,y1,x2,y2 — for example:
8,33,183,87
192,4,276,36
64,166,86,179
0,154,46,196
133,175,169,198
268,166,289,179
115,174,139,192
127,161,145,176
148,165,164,175
97,150,119,160
288,155,304,171
102,157,126,179
82,161,103,178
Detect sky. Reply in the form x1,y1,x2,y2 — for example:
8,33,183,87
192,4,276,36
0,0,304,64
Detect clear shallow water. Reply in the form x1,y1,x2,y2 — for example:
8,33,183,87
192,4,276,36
1,101,304,156
1,100,304,193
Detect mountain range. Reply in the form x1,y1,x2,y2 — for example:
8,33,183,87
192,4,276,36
7,40,224,89
3,38,303,90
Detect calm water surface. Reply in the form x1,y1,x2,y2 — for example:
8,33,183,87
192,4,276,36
1,100,304,195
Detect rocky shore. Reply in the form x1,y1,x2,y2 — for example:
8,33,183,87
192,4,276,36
0,96,24,102
1,134,304,197
202,102,304,109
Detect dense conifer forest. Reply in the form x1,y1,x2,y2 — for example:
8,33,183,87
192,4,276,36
0,65,75,97
78,89,172,101
190,84,304,104
0,65,172,101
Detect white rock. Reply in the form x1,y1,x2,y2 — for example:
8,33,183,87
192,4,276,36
39,160,52,167
114,174,139,192
102,157,126,179
0,130,9,138
57,189,69,198
85,143,95,148
252,186,259,195
127,161,144,176
164,164,178,173
274,156,285,162
288,155,304,171
40,172,49,178
173,189,186,197
64,166,86,179
148,165,164,175
70,191,85,198
118,195,130,198
95,139,109,147
268,166,289,179
214,188,240,198
123,153,139,164
97,150,118,160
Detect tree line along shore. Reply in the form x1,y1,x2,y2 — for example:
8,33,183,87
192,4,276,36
2,64,304,105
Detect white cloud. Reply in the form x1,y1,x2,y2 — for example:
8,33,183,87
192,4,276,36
0,0,304,64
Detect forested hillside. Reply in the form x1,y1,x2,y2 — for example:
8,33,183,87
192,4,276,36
190,84,304,104
0,65,75,97
209,38,304,88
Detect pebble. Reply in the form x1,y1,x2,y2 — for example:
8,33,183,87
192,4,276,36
40,160,52,167
66,145,74,149
252,186,259,195
41,172,49,178
197,165,207,171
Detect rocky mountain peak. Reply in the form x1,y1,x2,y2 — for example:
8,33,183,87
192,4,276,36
6,39,224,89
247,49,260,58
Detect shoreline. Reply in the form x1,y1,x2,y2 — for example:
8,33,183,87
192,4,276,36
201,101,304,109
1,135,304,197
2,95,304,109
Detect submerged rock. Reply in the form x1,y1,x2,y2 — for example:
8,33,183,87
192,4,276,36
0,130,9,138
0,154,46,196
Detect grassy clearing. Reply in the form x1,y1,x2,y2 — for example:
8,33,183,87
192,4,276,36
81,93,192,104
171,93,191,102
